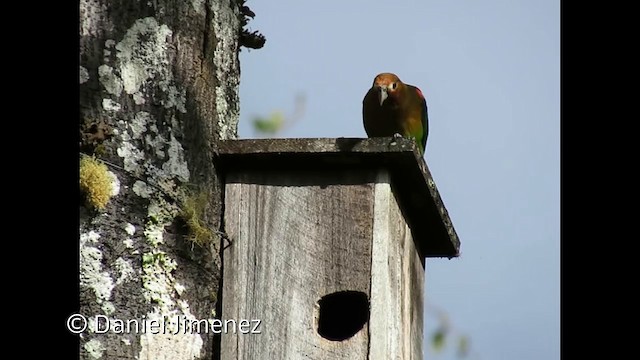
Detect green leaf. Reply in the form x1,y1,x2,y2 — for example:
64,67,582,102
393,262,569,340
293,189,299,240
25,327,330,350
253,111,285,135
432,328,447,352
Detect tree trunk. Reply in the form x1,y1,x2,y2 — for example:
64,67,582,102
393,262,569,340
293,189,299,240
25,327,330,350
79,0,240,358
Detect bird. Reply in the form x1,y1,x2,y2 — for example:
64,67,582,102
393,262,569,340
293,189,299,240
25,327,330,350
362,73,429,155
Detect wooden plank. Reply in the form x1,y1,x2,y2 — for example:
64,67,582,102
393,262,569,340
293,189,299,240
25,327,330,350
216,137,419,156
215,138,460,258
370,170,424,360
408,240,425,360
404,215,425,360
221,169,376,359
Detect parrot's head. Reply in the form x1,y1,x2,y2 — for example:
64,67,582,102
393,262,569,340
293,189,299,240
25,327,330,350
371,73,404,106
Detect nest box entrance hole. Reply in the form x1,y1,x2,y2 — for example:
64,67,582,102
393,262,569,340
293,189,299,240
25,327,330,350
316,290,370,341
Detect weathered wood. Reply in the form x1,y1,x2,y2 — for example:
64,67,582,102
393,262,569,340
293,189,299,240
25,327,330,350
216,138,460,258
218,138,458,359
370,171,424,360
222,170,376,359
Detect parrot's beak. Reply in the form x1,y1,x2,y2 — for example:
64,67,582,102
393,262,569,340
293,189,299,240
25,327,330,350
378,86,388,106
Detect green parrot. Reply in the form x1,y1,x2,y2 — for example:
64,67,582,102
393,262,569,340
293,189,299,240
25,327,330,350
362,72,429,155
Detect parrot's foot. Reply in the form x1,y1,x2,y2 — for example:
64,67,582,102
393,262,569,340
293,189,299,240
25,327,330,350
389,133,403,147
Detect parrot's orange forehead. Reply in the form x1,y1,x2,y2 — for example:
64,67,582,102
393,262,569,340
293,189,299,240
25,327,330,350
373,73,401,86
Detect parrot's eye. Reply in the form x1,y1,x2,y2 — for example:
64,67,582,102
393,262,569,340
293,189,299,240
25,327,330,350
390,82,397,90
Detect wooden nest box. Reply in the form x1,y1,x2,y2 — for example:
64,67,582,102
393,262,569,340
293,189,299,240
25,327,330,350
216,137,460,359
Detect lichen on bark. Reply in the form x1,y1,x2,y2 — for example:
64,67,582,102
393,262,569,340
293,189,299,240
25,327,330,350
79,0,243,358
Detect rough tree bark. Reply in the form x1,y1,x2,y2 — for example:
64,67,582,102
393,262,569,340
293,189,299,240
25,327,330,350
79,0,246,358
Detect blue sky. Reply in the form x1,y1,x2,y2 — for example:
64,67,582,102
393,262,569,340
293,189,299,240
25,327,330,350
238,1,560,359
